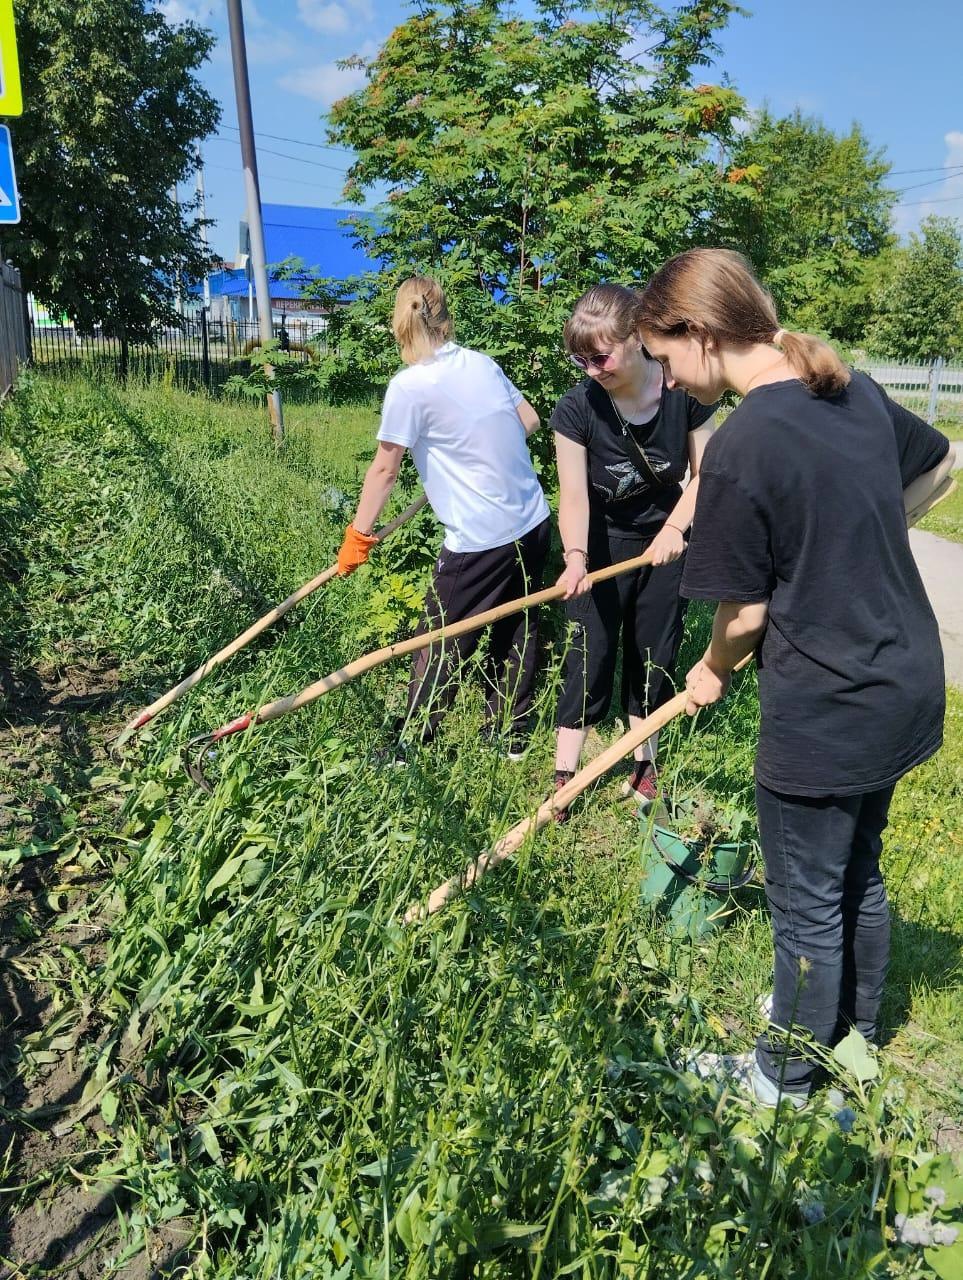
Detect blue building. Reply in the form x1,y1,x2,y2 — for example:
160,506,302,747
190,203,381,330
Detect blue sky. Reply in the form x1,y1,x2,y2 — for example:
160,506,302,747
160,0,963,262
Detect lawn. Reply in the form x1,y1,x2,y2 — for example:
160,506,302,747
1,375,961,1278
918,469,963,544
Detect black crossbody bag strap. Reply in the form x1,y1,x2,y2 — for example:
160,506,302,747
619,420,674,490
605,386,676,490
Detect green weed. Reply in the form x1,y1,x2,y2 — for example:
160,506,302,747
1,373,960,1278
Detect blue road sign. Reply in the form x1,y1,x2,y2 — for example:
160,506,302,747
0,124,19,224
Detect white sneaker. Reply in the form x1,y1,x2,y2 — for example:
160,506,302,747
757,992,773,1022
686,1050,808,1109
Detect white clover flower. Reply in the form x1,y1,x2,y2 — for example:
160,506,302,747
894,1213,942,1246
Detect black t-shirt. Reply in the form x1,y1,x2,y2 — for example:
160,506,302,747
681,371,948,796
551,375,717,535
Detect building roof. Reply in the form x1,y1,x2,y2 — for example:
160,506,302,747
259,204,381,280
190,205,382,302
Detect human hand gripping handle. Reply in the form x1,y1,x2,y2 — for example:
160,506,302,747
556,549,591,600
684,655,732,715
337,524,379,576
648,522,686,566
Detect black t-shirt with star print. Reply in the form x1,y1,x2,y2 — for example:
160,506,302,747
550,375,717,535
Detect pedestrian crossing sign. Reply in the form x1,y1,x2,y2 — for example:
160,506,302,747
0,125,20,223
0,0,22,117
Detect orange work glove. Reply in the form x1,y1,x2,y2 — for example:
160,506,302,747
337,523,379,576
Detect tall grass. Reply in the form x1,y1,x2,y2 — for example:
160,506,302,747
2,373,961,1278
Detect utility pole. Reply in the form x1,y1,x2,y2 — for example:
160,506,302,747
170,184,183,319
226,0,283,443
195,150,211,312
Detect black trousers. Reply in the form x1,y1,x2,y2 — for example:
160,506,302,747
405,518,550,742
556,528,687,729
754,780,895,1093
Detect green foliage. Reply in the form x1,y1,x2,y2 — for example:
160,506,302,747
3,374,962,1276
313,0,750,418
223,340,321,402
712,109,895,344
7,0,220,339
867,216,963,361
667,782,754,848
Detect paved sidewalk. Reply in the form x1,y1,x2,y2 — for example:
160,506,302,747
910,528,963,686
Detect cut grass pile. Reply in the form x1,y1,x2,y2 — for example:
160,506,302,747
1,373,961,1278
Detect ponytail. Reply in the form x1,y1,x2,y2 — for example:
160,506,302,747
392,277,453,364
775,329,849,399
638,249,850,400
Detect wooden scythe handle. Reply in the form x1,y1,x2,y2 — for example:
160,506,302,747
114,493,428,746
405,654,755,923
231,545,663,736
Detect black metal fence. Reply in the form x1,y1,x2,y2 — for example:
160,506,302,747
0,261,30,398
29,314,330,394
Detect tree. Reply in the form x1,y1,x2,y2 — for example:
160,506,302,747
712,109,895,345
866,216,963,362
315,0,749,414
5,0,220,339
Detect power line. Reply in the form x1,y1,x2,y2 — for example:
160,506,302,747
220,121,355,157
890,173,963,196
205,160,347,192
895,192,963,208
210,134,350,174
888,164,963,177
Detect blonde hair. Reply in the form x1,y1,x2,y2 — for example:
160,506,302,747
563,284,645,358
638,249,850,399
391,277,453,364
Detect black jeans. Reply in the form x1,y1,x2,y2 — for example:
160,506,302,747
556,528,687,729
754,780,895,1093
405,518,550,742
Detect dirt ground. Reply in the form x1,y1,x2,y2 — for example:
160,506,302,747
0,660,191,1279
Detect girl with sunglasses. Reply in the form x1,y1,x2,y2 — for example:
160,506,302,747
637,248,954,1105
551,284,717,814
337,277,550,758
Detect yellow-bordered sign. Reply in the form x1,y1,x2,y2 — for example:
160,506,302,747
0,0,22,117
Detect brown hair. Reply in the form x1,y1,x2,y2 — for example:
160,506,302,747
392,276,453,364
637,249,850,399
563,283,645,357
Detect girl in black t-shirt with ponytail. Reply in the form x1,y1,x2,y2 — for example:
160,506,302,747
638,248,954,1108
550,284,717,816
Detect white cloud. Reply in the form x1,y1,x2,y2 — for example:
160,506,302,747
247,31,299,65
894,130,963,237
154,0,217,23
278,61,368,105
297,0,373,34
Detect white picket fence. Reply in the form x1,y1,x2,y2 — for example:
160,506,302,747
858,358,963,427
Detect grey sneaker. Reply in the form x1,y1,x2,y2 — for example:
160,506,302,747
686,1050,808,1109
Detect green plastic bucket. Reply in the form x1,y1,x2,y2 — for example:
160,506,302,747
639,822,756,940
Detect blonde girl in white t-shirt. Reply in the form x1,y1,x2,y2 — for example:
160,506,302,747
337,277,551,758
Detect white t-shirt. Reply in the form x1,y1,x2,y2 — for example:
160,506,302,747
377,342,550,553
